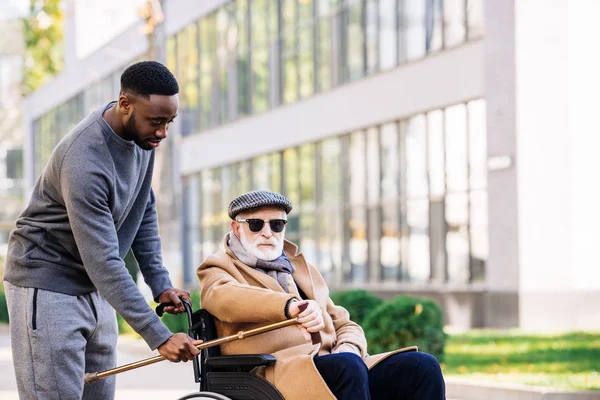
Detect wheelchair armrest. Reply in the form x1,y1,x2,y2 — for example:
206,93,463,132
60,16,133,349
205,354,276,368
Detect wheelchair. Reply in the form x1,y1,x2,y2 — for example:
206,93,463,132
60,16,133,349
156,300,285,400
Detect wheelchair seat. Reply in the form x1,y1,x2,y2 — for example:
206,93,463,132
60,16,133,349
178,308,285,400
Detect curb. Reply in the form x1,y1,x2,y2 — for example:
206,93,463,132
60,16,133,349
446,377,600,400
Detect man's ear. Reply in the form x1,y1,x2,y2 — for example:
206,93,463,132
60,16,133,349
231,220,241,238
118,94,132,115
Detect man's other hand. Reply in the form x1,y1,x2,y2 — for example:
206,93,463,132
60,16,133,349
158,333,203,362
288,300,325,341
157,288,191,314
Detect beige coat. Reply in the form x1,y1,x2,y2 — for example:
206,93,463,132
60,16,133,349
196,236,417,400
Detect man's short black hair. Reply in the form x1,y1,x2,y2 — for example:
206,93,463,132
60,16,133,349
120,61,179,98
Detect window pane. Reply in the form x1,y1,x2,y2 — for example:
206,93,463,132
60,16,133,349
299,144,316,209
366,127,380,206
283,0,298,104
365,0,379,74
404,114,428,198
380,122,399,200
347,0,365,81
284,148,300,205
348,131,367,282
283,148,300,244
428,110,445,197
251,0,271,112
429,199,446,283
406,199,430,282
445,104,468,192
318,137,343,283
318,2,332,91
444,0,466,48
320,138,342,204
401,0,426,63
217,8,232,122
177,24,199,135
237,0,250,115
349,131,366,205
379,0,397,70
470,189,488,281
270,152,282,193
426,0,443,53
298,0,314,98
467,0,484,39
252,45,270,112
200,13,217,127
201,169,221,257
468,99,487,190
252,154,272,190
446,192,469,283
381,198,402,281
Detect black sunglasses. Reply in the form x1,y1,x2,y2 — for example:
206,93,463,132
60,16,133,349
236,218,288,233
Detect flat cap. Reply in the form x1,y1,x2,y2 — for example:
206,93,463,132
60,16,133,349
228,190,293,219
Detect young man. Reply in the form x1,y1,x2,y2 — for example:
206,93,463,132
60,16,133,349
197,190,446,400
3,61,201,400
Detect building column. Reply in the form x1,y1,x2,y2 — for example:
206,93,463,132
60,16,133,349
486,0,600,330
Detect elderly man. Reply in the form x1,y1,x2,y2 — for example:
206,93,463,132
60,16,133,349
197,190,445,400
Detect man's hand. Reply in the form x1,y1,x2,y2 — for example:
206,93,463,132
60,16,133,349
158,333,203,363
288,300,325,341
332,343,361,357
157,288,191,314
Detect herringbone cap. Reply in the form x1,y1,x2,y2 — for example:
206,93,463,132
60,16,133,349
228,190,293,219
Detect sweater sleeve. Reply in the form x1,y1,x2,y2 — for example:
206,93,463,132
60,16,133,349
131,189,173,301
59,151,173,350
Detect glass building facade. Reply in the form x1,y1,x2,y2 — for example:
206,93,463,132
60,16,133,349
32,0,483,176
29,0,486,289
185,99,487,287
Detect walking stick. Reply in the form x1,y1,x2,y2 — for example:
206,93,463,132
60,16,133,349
84,303,319,385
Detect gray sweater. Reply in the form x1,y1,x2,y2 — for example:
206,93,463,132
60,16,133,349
4,103,173,350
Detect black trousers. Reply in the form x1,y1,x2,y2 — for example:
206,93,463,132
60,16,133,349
314,351,445,399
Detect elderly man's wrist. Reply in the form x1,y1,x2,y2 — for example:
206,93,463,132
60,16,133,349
284,298,298,319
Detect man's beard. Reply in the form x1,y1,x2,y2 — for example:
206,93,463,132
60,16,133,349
123,111,152,150
239,228,284,261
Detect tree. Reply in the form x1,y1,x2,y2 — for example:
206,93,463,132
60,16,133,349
21,0,64,96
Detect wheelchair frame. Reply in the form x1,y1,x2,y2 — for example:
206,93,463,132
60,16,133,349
158,300,285,400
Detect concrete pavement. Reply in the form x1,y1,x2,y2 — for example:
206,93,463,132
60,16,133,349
0,325,200,399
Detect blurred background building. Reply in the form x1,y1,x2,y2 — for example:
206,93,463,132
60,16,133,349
12,0,600,331
0,2,26,253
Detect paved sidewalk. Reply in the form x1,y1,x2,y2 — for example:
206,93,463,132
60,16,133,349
0,325,199,400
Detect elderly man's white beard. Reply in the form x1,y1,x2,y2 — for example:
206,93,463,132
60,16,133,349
238,228,284,261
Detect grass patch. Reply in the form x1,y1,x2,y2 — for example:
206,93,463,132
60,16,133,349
442,330,600,391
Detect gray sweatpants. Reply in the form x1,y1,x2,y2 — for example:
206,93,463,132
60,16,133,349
4,281,118,400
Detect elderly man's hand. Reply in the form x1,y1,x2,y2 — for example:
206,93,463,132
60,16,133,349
288,300,325,341
157,288,191,314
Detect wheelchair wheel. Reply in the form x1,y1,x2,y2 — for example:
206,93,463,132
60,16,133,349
177,392,232,400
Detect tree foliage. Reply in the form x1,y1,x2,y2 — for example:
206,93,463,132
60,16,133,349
21,0,64,95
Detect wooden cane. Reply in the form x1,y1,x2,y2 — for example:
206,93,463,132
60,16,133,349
84,303,320,384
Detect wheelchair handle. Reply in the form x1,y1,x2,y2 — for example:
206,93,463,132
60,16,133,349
155,298,193,318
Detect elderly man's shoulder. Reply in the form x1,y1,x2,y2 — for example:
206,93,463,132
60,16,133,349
197,249,230,270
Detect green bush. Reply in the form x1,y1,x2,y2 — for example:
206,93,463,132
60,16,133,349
329,289,384,326
0,290,9,324
363,296,446,361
